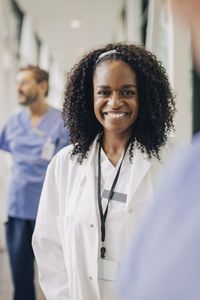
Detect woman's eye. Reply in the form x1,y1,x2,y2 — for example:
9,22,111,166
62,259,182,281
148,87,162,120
121,90,135,96
97,90,110,96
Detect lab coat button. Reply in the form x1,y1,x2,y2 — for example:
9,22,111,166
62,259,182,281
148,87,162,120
128,208,133,213
90,224,94,228
89,276,93,280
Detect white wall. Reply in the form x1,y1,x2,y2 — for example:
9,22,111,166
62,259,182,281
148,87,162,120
126,0,142,43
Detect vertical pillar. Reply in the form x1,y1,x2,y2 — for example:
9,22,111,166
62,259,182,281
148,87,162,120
19,15,37,65
126,0,142,43
146,0,192,142
169,2,192,142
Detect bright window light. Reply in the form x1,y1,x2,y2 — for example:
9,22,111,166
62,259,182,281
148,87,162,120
70,19,81,28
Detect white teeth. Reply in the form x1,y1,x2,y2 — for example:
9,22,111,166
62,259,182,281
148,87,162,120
107,113,126,118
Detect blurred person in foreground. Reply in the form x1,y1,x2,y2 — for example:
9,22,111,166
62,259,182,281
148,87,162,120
118,1,200,299
32,42,175,300
0,65,70,300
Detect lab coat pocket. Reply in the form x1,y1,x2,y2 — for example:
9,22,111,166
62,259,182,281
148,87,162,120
57,215,77,271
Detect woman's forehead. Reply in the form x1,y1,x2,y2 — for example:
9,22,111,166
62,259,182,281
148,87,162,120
93,60,137,84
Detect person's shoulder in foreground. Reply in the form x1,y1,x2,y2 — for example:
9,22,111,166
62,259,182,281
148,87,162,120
118,132,200,300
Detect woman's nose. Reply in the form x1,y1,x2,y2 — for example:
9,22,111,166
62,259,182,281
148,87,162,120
108,93,121,108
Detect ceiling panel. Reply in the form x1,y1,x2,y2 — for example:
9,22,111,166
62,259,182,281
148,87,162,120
16,0,123,71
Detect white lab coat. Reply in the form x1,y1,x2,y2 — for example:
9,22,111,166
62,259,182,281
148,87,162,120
32,137,174,300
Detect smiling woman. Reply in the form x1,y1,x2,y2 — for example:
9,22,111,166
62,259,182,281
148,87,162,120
32,42,176,300
63,43,175,163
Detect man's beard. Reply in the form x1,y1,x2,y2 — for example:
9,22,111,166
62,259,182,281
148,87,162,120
19,93,38,106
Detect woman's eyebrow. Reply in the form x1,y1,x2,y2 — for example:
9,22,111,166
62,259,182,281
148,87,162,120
121,84,137,88
96,85,110,89
96,84,137,89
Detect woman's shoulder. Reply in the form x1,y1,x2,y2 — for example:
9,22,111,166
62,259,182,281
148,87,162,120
138,135,176,164
51,144,77,166
45,145,74,174
49,138,98,172
51,141,96,167
55,143,74,156
159,135,177,163
141,136,177,170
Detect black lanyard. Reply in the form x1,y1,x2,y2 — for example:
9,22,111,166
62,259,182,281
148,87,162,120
97,140,130,259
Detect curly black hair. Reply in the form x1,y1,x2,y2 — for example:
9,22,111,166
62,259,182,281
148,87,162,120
63,42,175,163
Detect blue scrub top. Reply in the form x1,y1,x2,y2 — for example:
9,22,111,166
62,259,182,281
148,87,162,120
0,107,70,220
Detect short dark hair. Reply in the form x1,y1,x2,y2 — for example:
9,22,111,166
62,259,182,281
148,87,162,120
63,42,176,163
19,65,49,96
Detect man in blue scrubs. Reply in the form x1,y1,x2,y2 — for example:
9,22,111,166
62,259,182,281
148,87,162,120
118,1,200,299
0,65,70,300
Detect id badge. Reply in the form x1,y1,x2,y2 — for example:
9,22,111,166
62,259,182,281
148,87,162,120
98,258,119,282
41,138,55,161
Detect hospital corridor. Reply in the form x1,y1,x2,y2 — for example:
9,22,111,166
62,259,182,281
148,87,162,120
0,0,199,299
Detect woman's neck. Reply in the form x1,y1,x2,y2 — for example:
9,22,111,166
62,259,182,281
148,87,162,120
101,132,131,166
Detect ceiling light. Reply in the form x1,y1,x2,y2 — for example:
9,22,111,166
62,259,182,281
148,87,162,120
70,19,81,29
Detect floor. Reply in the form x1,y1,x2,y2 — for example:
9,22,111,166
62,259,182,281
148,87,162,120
0,249,46,300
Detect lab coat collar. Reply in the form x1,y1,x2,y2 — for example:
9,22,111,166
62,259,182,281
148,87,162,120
78,137,152,210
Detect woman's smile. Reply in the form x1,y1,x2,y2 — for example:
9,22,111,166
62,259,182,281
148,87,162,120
103,111,130,119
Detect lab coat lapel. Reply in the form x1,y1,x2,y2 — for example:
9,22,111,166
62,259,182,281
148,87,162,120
127,147,151,206
79,138,99,216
